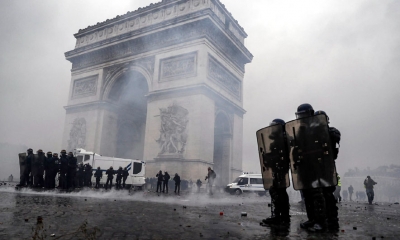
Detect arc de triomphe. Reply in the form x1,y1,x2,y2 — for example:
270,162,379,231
62,0,253,185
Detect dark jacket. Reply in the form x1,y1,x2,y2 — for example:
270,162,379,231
25,153,34,168
156,173,164,182
67,156,77,170
94,169,102,178
116,169,123,179
123,169,129,178
173,175,181,184
60,155,69,173
106,169,115,179
44,156,55,171
364,178,377,190
85,165,93,178
164,172,170,181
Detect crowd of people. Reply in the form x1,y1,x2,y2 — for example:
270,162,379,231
16,148,130,191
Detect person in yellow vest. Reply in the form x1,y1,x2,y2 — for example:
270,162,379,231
334,174,342,202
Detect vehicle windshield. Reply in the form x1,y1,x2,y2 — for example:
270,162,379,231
232,177,241,183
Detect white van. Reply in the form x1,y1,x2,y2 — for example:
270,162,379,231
226,173,266,195
74,148,146,189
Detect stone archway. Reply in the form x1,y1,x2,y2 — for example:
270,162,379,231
107,70,148,159
213,112,232,186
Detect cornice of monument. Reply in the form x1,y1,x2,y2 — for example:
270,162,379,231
66,17,251,72
74,0,247,42
67,0,252,64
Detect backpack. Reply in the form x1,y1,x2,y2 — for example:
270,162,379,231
329,127,341,159
211,170,217,179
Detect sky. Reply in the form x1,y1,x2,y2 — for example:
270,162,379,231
0,0,399,178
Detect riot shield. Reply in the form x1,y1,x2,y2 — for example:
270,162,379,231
256,124,290,190
18,153,26,183
285,114,337,190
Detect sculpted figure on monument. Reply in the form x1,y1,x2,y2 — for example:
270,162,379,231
68,118,87,151
156,103,188,155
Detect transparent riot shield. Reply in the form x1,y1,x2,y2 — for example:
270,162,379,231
285,114,337,190
18,153,26,183
256,124,290,190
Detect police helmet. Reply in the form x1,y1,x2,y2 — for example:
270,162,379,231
295,103,314,119
47,151,52,155
60,150,67,154
53,153,58,157
68,152,73,156
314,110,330,123
269,118,285,126
37,149,43,153
27,148,33,152
97,167,100,170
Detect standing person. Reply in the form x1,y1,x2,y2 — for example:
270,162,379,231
156,170,163,193
25,148,34,187
122,167,129,189
105,166,115,190
334,174,342,202
364,176,377,205
84,164,93,187
32,149,45,188
44,151,54,189
173,173,181,195
348,185,354,201
8,174,13,182
205,167,216,195
257,119,291,226
286,105,340,231
67,152,77,190
52,153,59,189
196,179,202,192
77,164,84,188
94,167,102,189
59,150,68,189
116,167,123,190
163,171,170,193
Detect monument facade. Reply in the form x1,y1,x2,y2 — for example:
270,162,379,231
62,0,253,185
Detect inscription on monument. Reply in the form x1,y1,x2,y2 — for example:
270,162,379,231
159,52,197,81
207,56,241,99
68,118,86,151
72,75,98,99
156,102,189,156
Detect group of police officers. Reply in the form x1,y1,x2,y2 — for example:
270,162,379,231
17,149,129,190
257,103,341,231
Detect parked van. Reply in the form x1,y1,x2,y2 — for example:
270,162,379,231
226,173,266,195
74,148,146,189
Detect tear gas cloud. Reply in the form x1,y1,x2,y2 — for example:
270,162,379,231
0,0,399,190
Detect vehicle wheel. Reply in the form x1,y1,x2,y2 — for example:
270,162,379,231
234,189,242,195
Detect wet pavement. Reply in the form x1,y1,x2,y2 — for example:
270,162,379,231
0,185,399,239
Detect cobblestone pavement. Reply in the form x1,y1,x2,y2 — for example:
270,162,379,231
0,185,399,239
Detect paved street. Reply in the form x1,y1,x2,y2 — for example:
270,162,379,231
0,185,399,239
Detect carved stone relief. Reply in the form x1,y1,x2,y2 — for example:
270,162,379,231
72,75,98,99
156,102,189,155
68,118,86,151
159,52,197,81
207,55,241,100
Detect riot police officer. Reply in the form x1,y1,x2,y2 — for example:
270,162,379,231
258,119,291,226
287,104,338,231
94,167,102,189
84,164,93,187
33,149,45,188
77,163,84,188
122,167,129,189
44,151,54,189
24,148,34,187
59,150,68,189
105,166,115,190
67,152,77,189
315,110,341,229
116,167,123,189
52,153,59,189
